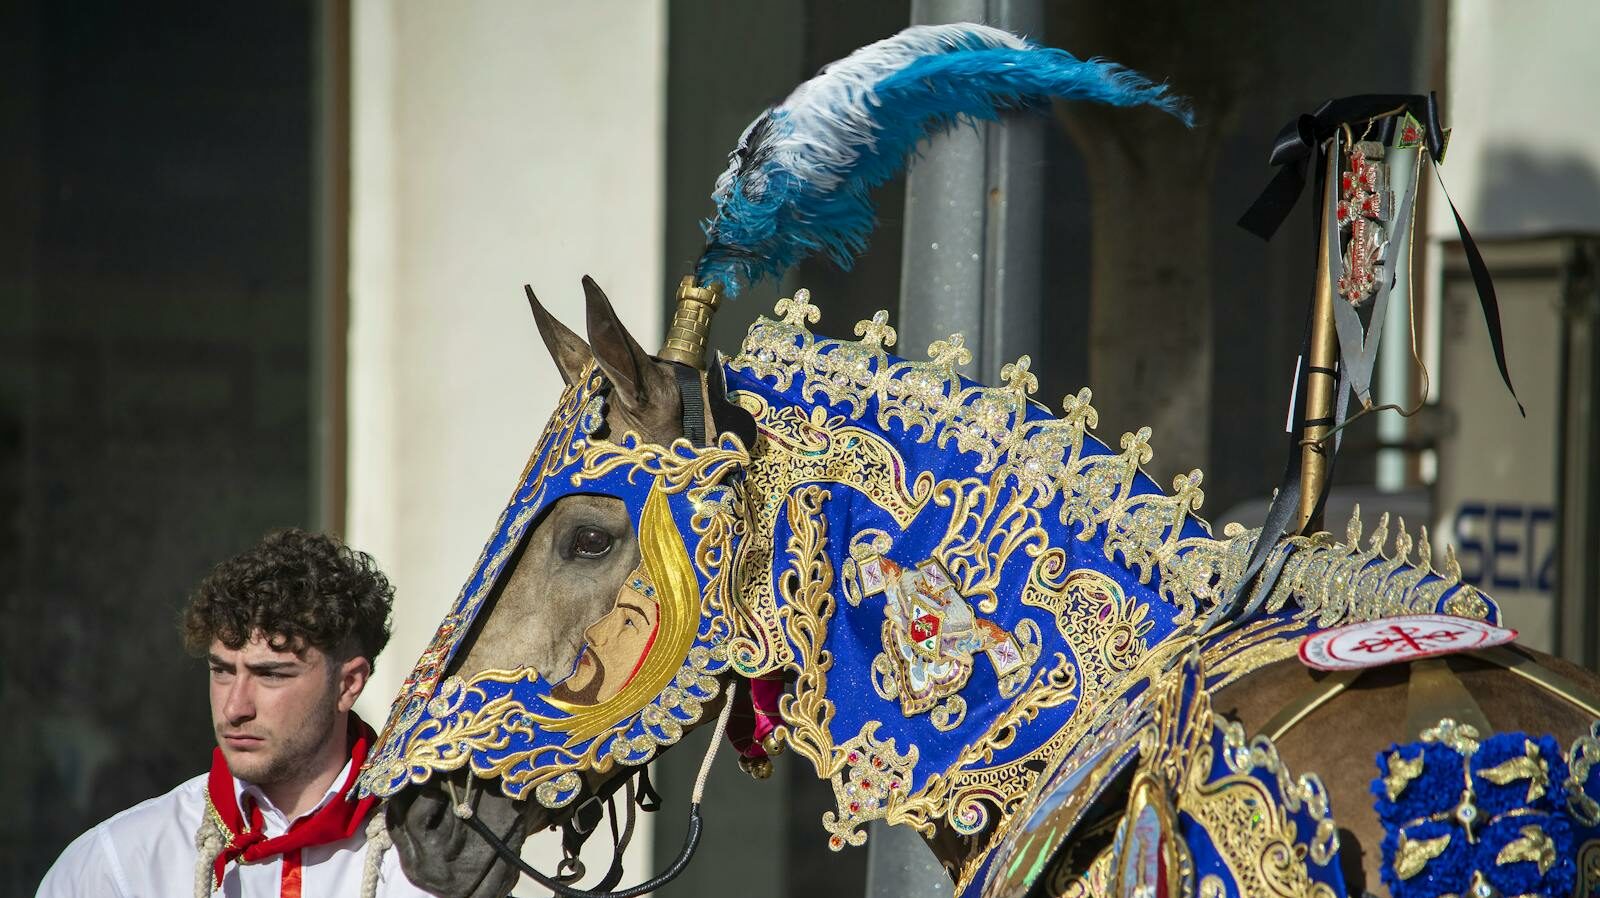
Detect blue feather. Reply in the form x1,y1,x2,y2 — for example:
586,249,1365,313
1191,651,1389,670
696,24,1192,297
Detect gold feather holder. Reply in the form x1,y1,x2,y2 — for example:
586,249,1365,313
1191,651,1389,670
658,276,723,369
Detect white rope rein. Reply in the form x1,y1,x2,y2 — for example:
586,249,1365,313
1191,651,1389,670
360,808,394,898
693,682,738,804
192,814,226,898
190,799,392,898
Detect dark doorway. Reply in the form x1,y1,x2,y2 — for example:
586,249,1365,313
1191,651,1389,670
0,3,330,889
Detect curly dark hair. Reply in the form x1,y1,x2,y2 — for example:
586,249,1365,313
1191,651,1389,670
182,529,394,669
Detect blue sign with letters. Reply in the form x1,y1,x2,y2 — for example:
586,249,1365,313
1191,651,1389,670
1452,502,1555,593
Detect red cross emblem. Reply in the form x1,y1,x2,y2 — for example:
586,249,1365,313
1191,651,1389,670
1335,141,1392,306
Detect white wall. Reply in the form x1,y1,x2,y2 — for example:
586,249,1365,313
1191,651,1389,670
1439,0,1600,238
1424,0,1600,406
348,0,666,882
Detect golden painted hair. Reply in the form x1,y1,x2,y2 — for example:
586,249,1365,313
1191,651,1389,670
539,485,699,743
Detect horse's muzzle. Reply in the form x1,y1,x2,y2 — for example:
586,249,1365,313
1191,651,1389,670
387,771,536,898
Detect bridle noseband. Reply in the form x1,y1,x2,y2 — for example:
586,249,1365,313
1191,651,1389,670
454,680,733,898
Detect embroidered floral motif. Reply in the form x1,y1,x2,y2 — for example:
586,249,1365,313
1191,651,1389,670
1022,565,1154,695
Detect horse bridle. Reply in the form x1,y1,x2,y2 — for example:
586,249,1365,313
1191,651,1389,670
456,687,730,898
453,361,755,898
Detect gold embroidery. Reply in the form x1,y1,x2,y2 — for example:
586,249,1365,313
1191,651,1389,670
729,396,936,677
1199,616,1307,692
1393,832,1451,880
891,653,1081,838
930,476,1050,615
721,295,1501,880
733,301,1217,623
773,485,844,775
539,486,702,740
1023,566,1153,695
930,695,967,732
735,296,1492,644
363,363,753,802
764,485,943,849
1494,824,1555,876
823,723,918,849
1477,740,1549,803
1164,507,1485,629
1422,717,1483,755
1196,713,1340,874
1383,750,1426,801
1387,719,1569,887
1185,766,1323,896
377,642,729,806
1576,839,1600,895
567,433,747,497
1567,722,1600,826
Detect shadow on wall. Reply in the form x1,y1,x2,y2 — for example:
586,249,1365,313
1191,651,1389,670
1475,145,1600,235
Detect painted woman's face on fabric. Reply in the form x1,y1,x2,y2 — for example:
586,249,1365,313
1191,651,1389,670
550,574,661,705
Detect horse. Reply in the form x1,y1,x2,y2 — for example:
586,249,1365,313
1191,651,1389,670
355,24,1600,898
360,277,1600,898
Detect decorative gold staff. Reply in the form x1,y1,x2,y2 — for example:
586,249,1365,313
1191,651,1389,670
1296,148,1342,535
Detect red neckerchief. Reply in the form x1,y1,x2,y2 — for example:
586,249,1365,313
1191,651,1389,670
204,714,380,889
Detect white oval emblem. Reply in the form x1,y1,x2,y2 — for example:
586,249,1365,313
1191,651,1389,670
1299,614,1518,671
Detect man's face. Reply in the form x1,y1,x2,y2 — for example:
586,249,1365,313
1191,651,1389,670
208,632,343,786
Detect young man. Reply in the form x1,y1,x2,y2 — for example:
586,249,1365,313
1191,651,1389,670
37,529,432,898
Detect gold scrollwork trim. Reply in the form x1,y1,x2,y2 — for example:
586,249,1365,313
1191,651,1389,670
1180,714,1339,898
733,297,1491,640
729,396,935,677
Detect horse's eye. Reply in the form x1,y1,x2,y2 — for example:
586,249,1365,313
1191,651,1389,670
571,526,615,559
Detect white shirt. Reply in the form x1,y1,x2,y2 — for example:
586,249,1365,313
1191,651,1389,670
36,762,433,898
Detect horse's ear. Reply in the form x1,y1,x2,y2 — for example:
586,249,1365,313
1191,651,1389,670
582,275,675,411
526,285,592,386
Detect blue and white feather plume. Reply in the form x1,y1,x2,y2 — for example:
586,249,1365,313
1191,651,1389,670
696,23,1192,297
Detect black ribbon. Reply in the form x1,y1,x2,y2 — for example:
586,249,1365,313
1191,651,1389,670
1237,91,1522,414
1436,173,1525,416
1237,93,1444,241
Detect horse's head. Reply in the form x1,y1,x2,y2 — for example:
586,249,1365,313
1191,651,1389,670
357,277,753,898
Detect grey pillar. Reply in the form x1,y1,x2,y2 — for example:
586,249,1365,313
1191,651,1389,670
896,0,1045,384
872,5,1045,898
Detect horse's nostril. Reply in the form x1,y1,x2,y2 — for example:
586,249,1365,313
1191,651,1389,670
406,785,450,832
427,798,450,831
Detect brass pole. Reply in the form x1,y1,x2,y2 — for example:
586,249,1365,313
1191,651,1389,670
1296,147,1341,535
